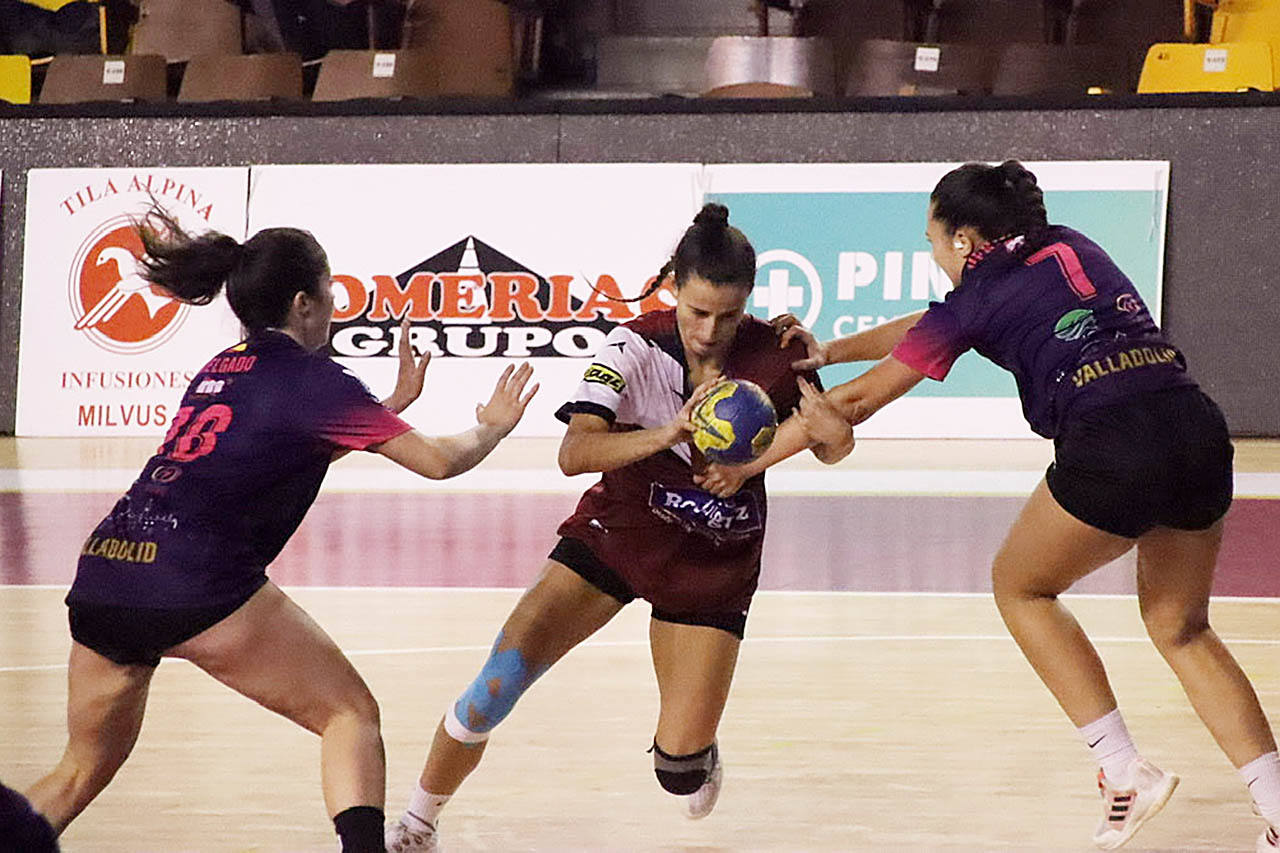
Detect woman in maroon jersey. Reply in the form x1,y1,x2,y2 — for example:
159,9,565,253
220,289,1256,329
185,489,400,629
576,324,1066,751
703,161,1280,851
385,204,855,852
10,210,538,853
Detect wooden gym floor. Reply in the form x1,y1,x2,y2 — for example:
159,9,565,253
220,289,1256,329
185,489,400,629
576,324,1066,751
2,436,1279,851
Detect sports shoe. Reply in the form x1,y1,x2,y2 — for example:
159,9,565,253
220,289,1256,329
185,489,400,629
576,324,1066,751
1092,759,1179,850
684,743,723,820
1258,823,1279,852
385,816,441,853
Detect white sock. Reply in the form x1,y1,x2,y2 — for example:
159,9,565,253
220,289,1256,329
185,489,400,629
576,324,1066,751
1078,708,1141,787
402,782,450,831
1240,751,1280,827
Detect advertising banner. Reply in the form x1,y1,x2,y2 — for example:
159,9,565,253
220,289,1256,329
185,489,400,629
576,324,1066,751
17,167,249,436
704,160,1170,437
247,163,703,437
17,161,1168,439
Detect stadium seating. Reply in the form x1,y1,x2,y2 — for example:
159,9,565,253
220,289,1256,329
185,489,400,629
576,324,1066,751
992,42,1135,95
400,0,515,97
0,55,33,103
1206,0,1280,86
178,53,303,103
311,49,437,101
1137,41,1274,92
796,0,912,82
702,36,837,97
130,0,242,64
38,53,165,102
844,39,994,95
919,0,1053,44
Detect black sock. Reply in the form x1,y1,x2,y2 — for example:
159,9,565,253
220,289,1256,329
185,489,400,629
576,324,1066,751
333,805,384,853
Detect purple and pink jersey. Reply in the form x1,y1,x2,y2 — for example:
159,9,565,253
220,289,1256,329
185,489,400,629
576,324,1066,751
891,226,1195,438
70,331,411,610
555,311,817,617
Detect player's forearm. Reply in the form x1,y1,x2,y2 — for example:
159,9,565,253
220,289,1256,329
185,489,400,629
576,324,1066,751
826,357,926,426
558,424,683,475
377,425,507,480
431,423,509,478
734,416,813,478
824,310,925,364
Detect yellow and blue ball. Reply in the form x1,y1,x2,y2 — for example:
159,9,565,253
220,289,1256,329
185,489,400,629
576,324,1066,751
691,379,778,465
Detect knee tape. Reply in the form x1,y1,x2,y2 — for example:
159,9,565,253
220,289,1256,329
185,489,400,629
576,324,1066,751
651,740,717,795
444,631,546,744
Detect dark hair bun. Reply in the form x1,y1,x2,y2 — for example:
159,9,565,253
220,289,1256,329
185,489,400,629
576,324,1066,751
998,160,1037,192
693,203,730,231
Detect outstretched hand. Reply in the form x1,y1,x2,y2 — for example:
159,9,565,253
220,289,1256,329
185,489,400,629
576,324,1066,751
770,313,828,371
793,376,850,448
476,362,539,436
694,461,752,498
384,318,431,414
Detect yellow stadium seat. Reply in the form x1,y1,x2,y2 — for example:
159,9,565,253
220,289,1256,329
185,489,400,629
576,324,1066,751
19,0,82,10
1137,41,1274,92
0,55,33,104
1209,0,1280,82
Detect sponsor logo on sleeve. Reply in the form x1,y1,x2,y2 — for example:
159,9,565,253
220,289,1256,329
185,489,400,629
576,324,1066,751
583,362,626,393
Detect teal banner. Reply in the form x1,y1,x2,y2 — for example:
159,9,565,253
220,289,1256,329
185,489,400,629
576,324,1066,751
709,185,1167,397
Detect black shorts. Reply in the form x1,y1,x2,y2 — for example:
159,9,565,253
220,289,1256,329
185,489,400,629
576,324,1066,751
67,577,267,667
548,537,749,639
1047,386,1233,539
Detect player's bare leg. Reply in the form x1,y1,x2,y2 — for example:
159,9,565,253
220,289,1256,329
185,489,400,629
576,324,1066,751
388,560,622,852
992,479,1135,724
992,479,1179,848
171,582,385,850
649,619,740,819
1136,522,1280,844
25,643,153,833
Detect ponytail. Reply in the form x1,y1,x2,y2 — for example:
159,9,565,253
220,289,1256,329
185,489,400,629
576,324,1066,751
137,206,242,305
931,159,1049,255
136,205,329,333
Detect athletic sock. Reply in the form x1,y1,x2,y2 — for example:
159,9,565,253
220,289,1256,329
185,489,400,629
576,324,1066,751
1078,708,1141,787
333,805,384,853
1240,751,1280,827
402,782,450,831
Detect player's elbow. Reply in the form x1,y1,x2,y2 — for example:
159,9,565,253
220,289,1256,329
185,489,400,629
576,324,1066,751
558,445,586,477
813,433,855,465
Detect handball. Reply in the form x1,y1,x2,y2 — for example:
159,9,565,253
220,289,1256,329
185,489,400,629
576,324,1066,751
690,379,777,465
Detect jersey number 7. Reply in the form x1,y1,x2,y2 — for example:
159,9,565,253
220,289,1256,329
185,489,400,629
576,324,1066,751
1024,242,1097,301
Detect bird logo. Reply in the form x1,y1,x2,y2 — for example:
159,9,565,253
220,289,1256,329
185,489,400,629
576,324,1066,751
74,246,174,331
68,217,188,354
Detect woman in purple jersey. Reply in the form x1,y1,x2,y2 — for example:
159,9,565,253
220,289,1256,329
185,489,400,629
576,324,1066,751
9,210,538,853
385,204,855,853
704,161,1280,851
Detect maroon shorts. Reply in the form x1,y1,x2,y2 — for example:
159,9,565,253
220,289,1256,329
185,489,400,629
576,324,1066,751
549,537,751,639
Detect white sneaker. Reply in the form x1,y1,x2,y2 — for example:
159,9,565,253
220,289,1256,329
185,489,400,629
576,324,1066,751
1258,823,1279,852
683,744,722,820
385,817,441,853
1092,759,1179,850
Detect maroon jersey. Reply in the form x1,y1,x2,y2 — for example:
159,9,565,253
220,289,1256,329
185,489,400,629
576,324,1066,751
70,331,412,610
554,310,817,616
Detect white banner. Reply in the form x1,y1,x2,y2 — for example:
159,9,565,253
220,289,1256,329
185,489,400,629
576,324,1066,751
247,163,703,437
17,168,248,436
16,161,1170,440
